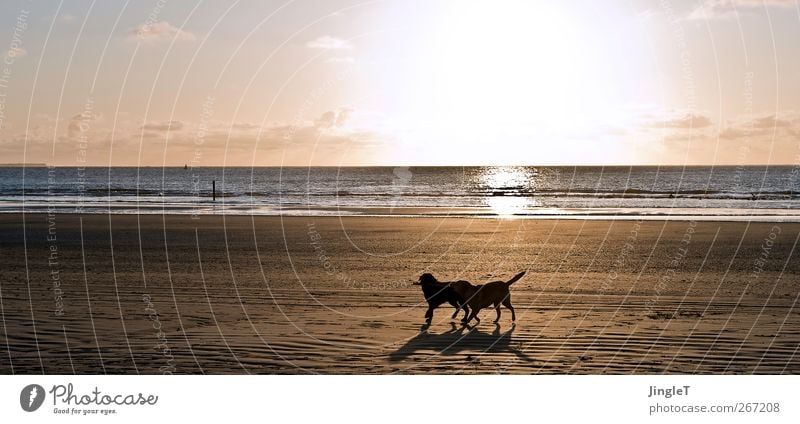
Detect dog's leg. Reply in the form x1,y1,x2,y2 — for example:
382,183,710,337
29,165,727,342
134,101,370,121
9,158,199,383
502,298,516,322
465,308,480,324
425,307,434,324
493,304,501,323
448,300,461,320
463,308,477,325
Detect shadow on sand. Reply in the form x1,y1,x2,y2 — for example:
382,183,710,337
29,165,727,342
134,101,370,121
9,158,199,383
388,322,534,363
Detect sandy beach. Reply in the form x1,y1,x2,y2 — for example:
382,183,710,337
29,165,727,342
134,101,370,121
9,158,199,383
1,213,799,374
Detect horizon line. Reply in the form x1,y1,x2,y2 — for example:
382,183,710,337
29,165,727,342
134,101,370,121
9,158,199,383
5,163,800,168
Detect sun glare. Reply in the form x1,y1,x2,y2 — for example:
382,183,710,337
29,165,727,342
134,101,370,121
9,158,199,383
432,2,589,127
395,1,601,164
480,166,535,216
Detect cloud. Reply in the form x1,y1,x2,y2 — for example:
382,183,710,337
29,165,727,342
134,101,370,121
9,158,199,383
750,114,793,128
688,0,795,20
306,35,353,50
643,113,714,129
140,120,184,131
3,47,27,60
2,108,390,166
67,111,102,138
719,127,751,140
718,112,800,139
314,108,353,129
641,111,800,143
230,122,261,130
133,110,379,153
619,109,800,164
128,21,195,42
58,14,77,23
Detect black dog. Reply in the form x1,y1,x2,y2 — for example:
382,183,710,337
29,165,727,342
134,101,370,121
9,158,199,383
413,273,470,324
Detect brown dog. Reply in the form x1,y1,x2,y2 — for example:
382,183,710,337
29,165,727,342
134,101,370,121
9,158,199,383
451,272,525,324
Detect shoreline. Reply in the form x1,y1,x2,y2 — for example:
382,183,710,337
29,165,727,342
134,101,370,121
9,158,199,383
5,209,800,223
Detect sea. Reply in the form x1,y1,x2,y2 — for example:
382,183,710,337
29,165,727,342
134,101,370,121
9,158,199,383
2,165,800,220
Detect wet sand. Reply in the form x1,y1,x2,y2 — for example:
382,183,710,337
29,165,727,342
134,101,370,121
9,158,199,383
1,213,799,374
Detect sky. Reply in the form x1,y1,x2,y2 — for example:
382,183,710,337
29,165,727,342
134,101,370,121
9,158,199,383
0,0,799,166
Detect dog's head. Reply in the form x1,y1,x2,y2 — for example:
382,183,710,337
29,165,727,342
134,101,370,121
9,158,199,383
414,273,438,286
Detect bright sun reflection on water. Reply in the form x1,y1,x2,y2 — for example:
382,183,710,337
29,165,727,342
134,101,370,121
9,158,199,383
479,167,536,217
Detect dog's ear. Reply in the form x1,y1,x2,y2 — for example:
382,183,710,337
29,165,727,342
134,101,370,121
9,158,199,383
419,273,436,284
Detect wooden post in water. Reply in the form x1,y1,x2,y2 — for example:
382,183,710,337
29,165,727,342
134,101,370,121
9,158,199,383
212,180,216,201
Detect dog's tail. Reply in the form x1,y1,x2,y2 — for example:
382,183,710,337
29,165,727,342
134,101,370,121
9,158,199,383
505,271,526,286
